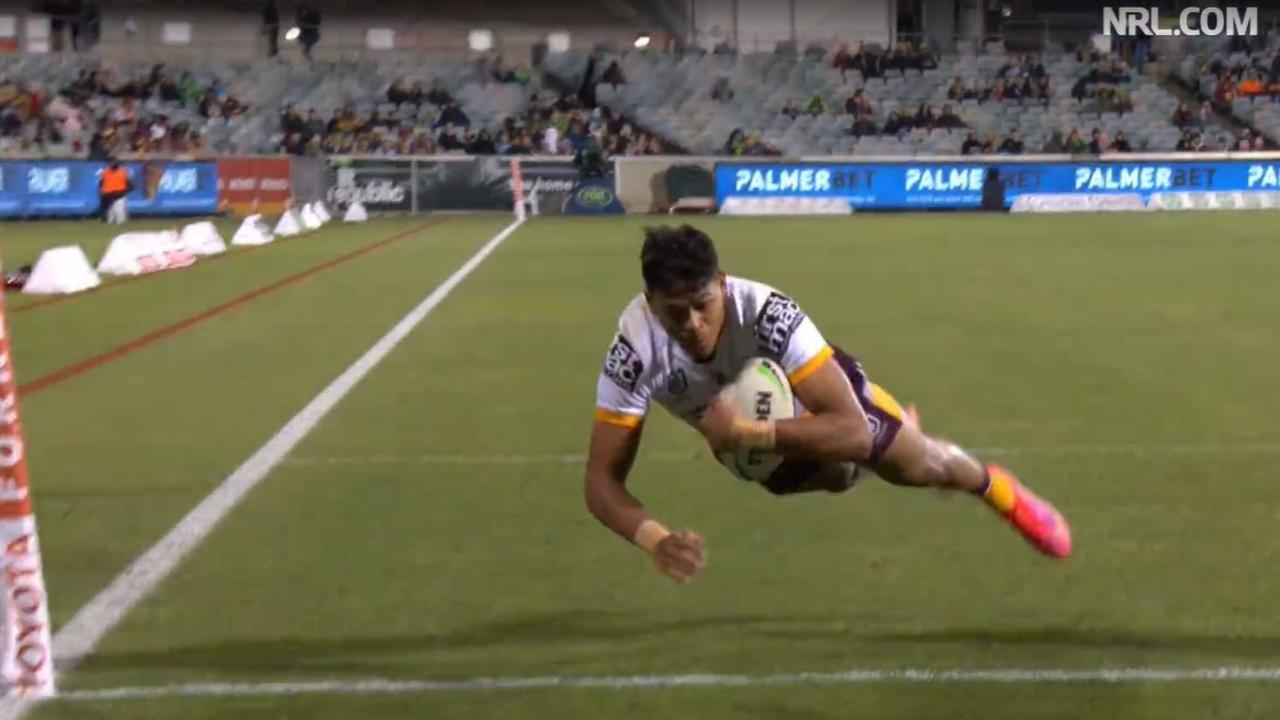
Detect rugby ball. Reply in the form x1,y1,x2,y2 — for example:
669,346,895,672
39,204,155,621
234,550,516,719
716,357,795,482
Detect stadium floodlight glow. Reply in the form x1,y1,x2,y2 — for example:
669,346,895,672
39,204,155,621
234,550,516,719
634,33,651,48
469,28,494,52
547,30,571,53
285,26,300,41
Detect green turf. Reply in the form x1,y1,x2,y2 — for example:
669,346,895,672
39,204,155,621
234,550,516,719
7,212,1280,718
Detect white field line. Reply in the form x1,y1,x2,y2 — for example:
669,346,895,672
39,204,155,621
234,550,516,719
51,666,1280,702
0,218,524,719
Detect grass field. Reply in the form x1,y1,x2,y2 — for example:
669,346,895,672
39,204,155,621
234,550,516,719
3,210,1280,719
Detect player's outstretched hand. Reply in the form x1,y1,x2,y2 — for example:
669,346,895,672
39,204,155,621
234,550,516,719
698,397,738,455
651,531,706,584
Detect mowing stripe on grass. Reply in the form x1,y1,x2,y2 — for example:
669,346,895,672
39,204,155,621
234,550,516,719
47,666,1280,702
0,217,523,720
277,442,1280,467
16,218,443,397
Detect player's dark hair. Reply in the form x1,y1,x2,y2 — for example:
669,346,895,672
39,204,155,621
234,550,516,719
640,225,719,296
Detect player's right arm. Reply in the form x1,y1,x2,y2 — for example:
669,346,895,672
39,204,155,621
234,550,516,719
584,420,706,584
584,329,705,583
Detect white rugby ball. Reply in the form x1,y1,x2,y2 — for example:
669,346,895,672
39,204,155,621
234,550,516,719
715,357,795,482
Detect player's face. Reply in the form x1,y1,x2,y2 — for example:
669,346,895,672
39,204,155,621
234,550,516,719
647,275,727,362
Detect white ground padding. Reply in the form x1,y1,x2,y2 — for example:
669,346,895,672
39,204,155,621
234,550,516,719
343,201,368,223
21,245,101,295
300,203,323,231
179,221,227,256
96,231,195,276
232,214,274,246
274,209,303,237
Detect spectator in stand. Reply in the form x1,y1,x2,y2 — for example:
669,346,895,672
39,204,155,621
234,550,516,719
1254,135,1267,150
543,122,560,154
885,42,915,73
936,104,964,129
1065,128,1086,153
998,130,1024,154
804,92,827,116
1027,56,1046,80
912,103,936,130
964,80,985,102
433,101,469,129
297,4,321,61
1111,130,1132,152
303,108,324,139
1070,74,1090,103
1214,74,1236,108
882,110,908,137
916,41,937,70
437,123,465,151
426,79,453,107
263,0,279,57
1197,101,1215,127
1040,130,1065,153
831,43,854,82
710,76,734,102
724,128,745,155
1005,76,1025,101
1238,72,1265,97
981,133,998,154
844,88,873,117
851,42,881,79
997,56,1018,79
986,79,1006,102
1171,102,1194,127
280,105,304,134
781,99,801,119
386,79,411,105
850,113,878,137
467,129,496,154
1031,75,1051,102
602,60,626,88
961,131,982,155
947,76,966,101
564,119,589,153
1087,128,1109,154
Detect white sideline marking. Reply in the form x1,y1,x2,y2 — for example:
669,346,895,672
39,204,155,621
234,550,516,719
280,443,1280,467
1,218,524,718
52,666,1280,702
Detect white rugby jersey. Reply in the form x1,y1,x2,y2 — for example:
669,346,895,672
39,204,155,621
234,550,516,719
594,276,833,430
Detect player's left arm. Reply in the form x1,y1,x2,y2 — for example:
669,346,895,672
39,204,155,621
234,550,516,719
774,356,873,462
700,352,873,463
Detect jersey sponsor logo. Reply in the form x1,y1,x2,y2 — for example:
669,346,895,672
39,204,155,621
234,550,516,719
604,334,644,392
754,292,806,356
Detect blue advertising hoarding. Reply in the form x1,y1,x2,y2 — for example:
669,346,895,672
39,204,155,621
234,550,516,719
0,161,218,218
715,160,1280,210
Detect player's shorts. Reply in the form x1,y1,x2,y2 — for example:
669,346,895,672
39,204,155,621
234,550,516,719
763,345,906,496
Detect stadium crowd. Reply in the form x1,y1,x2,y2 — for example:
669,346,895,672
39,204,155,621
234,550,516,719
4,34,1279,158
277,92,670,157
0,64,245,156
